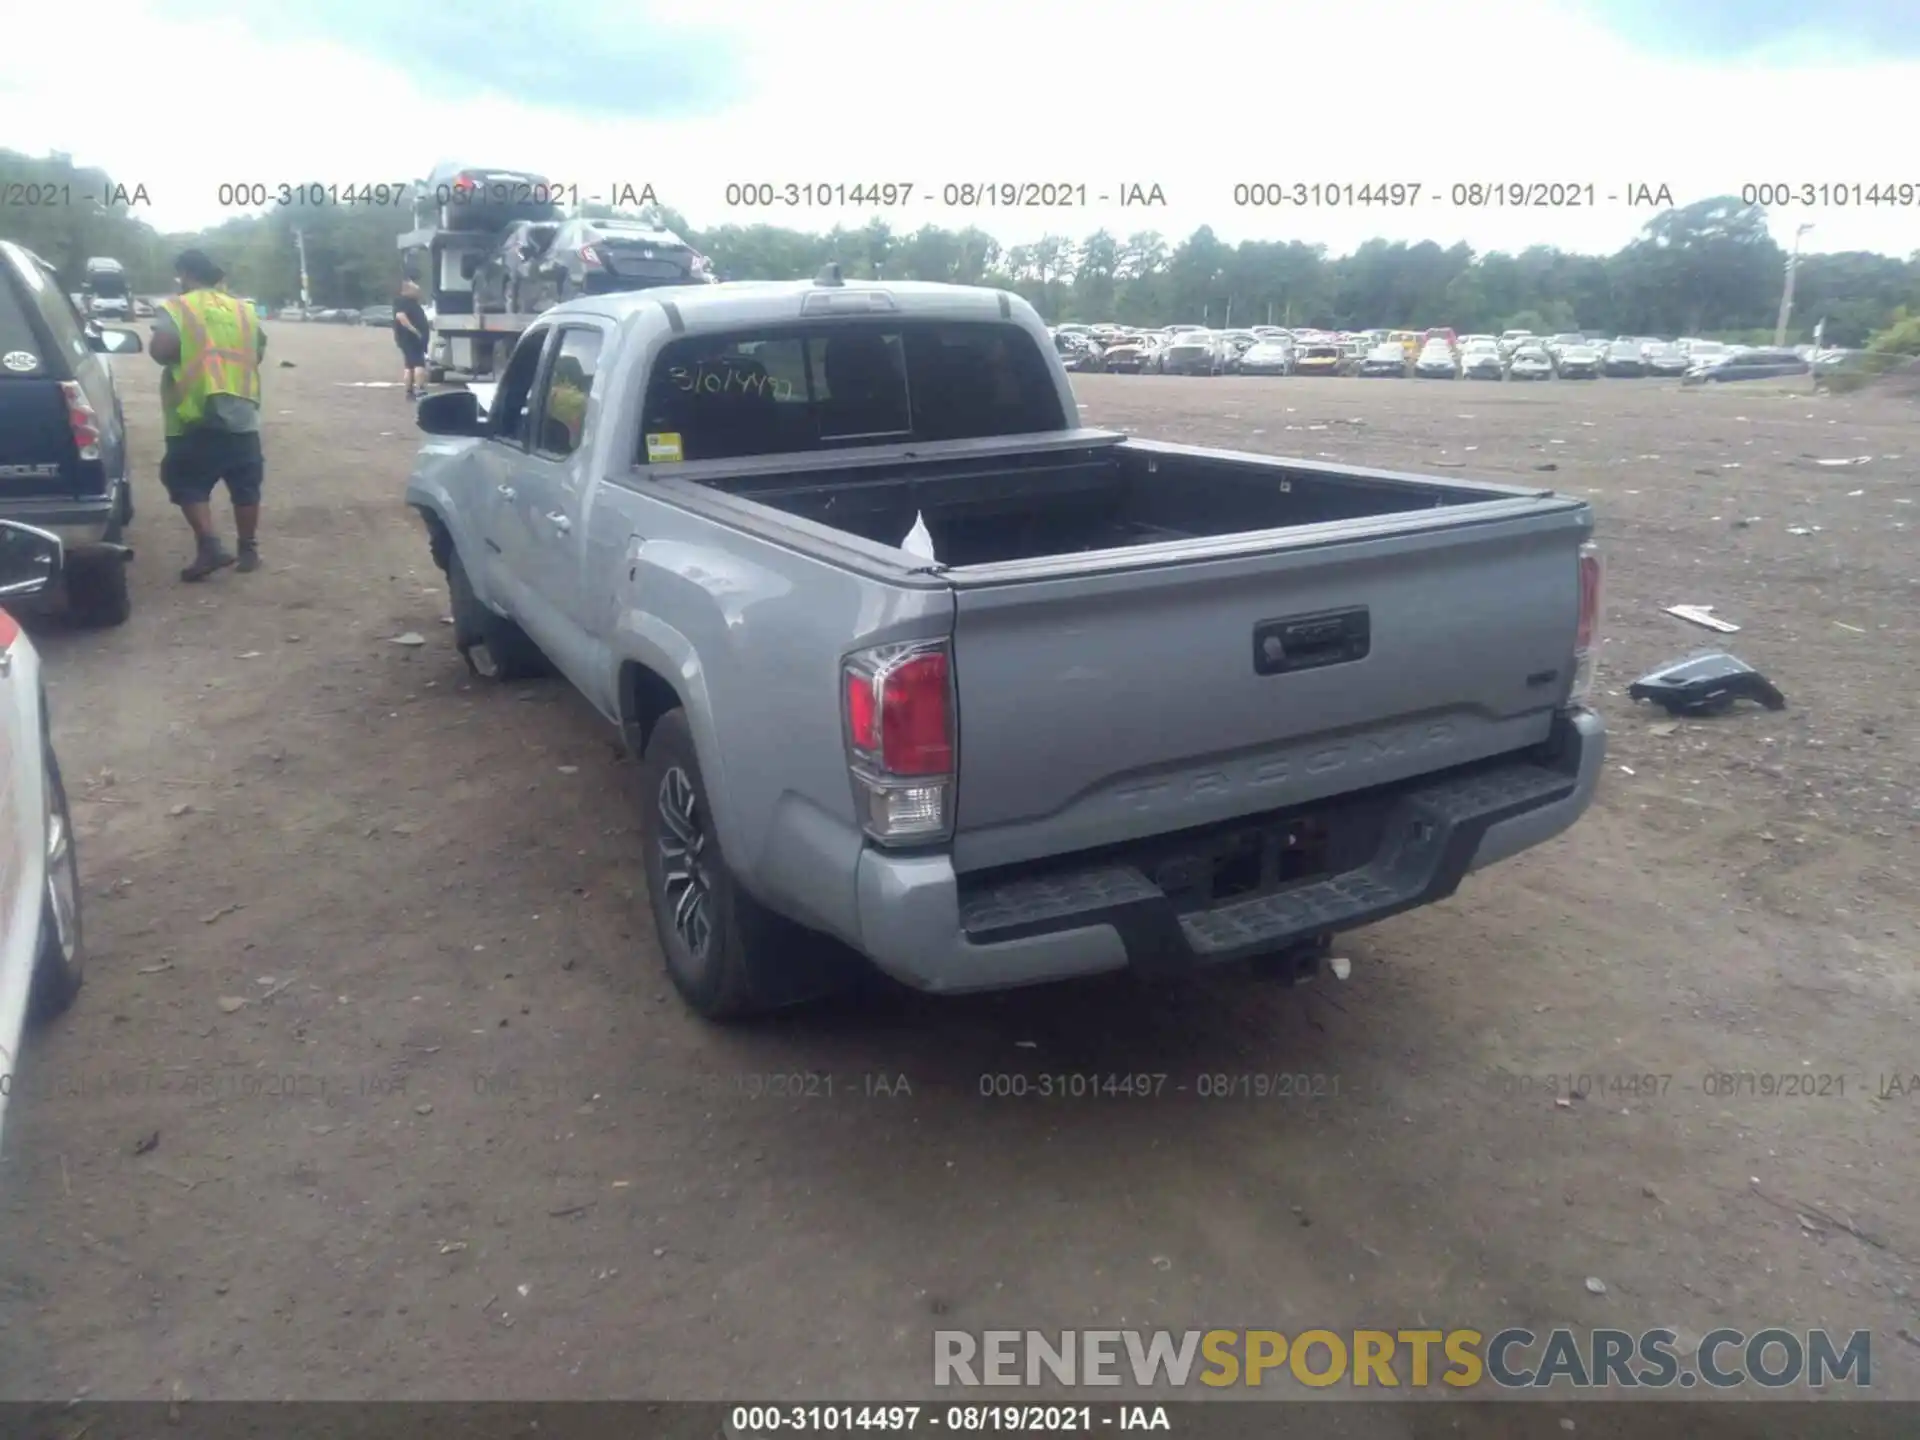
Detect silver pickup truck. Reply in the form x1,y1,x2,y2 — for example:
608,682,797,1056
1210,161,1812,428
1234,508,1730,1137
405,272,1606,1020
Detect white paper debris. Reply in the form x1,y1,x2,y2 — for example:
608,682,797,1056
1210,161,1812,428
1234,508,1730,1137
901,511,936,561
1665,605,1740,633
1328,956,1351,981
1814,456,1872,467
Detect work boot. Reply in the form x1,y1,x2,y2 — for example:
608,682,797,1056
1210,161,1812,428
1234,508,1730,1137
236,541,261,573
180,535,236,582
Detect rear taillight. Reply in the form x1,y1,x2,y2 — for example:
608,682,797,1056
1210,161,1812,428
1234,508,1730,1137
60,382,102,461
578,245,602,269
1571,540,1602,705
843,640,955,843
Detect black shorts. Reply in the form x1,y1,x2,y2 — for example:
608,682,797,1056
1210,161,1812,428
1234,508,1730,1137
161,427,264,506
397,335,429,367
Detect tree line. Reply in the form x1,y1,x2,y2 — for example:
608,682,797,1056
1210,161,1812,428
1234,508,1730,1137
6,148,1919,350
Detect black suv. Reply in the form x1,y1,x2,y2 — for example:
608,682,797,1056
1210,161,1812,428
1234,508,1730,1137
0,240,141,625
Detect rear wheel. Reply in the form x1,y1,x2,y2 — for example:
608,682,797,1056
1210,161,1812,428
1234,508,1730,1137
65,551,132,628
29,748,83,1024
637,710,854,1021
446,549,549,681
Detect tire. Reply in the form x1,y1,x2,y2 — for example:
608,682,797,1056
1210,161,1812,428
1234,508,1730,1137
28,748,83,1025
445,548,550,681
65,551,132,628
637,710,852,1021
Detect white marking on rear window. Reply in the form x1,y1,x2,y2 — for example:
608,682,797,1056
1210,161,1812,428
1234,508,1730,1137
2,351,37,372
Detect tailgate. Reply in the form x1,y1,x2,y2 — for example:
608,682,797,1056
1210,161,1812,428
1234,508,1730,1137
947,501,1590,873
0,379,82,499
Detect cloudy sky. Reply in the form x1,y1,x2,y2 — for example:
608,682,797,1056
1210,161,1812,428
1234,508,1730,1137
4,0,1918,257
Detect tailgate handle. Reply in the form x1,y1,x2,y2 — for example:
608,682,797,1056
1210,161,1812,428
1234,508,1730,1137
1253,607,1370,676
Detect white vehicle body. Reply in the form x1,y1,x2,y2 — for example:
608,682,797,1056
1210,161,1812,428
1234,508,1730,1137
0,524,86,1146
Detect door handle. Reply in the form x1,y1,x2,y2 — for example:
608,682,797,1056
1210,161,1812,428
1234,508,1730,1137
496,484,516,499
547,513,571,534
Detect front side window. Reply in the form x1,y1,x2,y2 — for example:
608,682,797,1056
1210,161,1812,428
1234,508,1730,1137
637,320,1065,464
535,327,602,457
490,326,550,447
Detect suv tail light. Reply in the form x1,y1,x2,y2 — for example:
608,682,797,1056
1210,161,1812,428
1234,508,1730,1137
60,382,102,461
843,640,955,843
578,245,603,269
1571,540,1602,705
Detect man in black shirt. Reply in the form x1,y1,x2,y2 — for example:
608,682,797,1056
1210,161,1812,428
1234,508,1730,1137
394,280,432,399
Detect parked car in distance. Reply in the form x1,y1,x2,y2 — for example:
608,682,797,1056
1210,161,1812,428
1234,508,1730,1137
1053,331,1105,373
1544,333,1585,360
1099,333,1154,373
1237,339,1294,376
0,519,88,1147
1498,329,1535,356
1644,343,1691,377
1602,341,1646,377
360,304,396,328
1358,342,1411,377
1685,348,1811,383
1160,330,1224,376
1292,341,1344,376
403,275,1607,1021
1556,344,1602,379
0,240,140,627
1461,341,1505,380
1414,340,1460,378
1219,330,1261,372
1507,345,1554,380
276,305,307,321
1680,339,1732,369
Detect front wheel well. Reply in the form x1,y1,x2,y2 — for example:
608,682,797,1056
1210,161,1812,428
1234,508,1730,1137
415,505,453,572
620,661,684,758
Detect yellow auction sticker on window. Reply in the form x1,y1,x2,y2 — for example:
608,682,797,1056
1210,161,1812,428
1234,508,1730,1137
645,432,684,463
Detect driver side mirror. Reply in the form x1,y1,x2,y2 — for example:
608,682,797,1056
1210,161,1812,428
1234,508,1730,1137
416,389,485,437
88,327,143,355
0,521,65,598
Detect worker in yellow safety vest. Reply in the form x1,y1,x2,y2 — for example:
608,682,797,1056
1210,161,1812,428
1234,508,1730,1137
148,249,268,581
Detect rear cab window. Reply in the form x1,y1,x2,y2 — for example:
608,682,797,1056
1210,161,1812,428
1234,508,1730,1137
636,320,1066,464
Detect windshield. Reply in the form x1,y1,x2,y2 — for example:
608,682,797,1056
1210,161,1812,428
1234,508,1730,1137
87,274,130,298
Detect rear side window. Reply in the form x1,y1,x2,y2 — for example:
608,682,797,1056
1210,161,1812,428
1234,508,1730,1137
0,247,53,376
637,320,1066,464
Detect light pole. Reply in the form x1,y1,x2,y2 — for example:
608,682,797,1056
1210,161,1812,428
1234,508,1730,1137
1774,222,1813,348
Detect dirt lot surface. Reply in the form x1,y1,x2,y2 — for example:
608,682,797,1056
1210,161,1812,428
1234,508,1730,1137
1,327,1916,1416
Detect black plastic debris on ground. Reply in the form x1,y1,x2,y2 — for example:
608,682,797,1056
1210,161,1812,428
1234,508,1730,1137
1628,651,1787,717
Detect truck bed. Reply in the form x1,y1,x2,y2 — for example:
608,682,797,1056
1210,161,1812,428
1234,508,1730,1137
717,434,1543,569
672,433,1591,873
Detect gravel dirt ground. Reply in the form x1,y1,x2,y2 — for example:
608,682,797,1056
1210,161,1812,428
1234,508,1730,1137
0,326,1915,1416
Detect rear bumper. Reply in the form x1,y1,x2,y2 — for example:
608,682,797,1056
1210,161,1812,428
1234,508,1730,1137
853,708,1606,994
1,495,117,551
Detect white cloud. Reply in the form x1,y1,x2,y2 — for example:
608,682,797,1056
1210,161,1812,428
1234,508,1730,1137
4,0,1917,256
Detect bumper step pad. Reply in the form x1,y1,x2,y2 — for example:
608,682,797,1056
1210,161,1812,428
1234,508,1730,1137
960,760,1576,969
